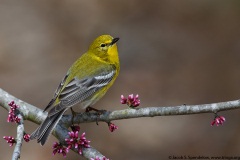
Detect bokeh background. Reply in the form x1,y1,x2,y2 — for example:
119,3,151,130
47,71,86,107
1,0,240,159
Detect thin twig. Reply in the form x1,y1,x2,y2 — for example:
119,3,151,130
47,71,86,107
12,114,24,160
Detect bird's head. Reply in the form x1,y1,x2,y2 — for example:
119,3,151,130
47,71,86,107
89,35,120,61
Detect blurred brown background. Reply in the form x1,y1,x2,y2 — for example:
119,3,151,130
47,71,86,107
1,0,240,159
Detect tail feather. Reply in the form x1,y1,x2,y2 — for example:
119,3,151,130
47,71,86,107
30,107,68,146
30,127,40,140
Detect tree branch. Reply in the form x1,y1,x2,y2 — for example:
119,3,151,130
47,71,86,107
1,88,240,159
62,99,240,126
0,88,104,159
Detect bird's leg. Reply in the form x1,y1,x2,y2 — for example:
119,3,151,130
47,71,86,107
85,106,106,114
85,106,106,125
70,108,77,125
85,106,100,112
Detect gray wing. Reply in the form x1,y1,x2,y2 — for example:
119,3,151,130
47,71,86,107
48,69,116,117
43,74,69,112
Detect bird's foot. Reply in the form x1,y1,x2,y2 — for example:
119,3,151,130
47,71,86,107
85,107,107,125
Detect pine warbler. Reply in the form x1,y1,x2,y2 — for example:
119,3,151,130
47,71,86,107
30,35,120,145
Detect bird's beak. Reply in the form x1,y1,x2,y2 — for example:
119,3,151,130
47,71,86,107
111,37,120,45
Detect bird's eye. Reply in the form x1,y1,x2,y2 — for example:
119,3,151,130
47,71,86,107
100,44,106,47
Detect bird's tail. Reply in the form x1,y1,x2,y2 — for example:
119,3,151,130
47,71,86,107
30,107,67,146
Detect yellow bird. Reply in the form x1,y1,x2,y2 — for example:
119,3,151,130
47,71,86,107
30,35,120,145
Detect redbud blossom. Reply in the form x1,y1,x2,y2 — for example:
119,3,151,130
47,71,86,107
120,95,127,104
211,115,226,126
8,101,19,111
65,130,90,155
52,142,69,157
3,136,16,147
108,123,118,132
7,113,16,123
15,116,21,123
120,94,140,108
23,133,30,142
7,101,20,123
